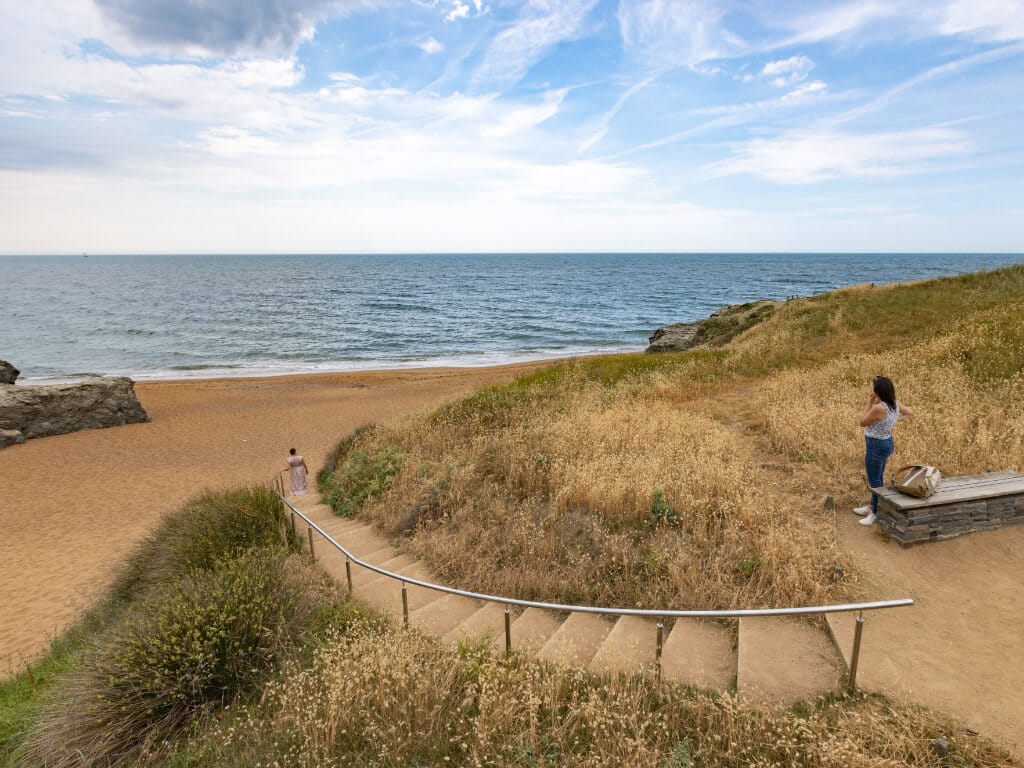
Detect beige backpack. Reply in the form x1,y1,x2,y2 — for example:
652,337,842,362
893,464,942,498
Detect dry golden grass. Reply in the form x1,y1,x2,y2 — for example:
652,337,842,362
335,374,849,610
319,267,1024,613
194,623,1019,767
735,302,1024,500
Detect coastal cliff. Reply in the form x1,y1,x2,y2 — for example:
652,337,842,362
0,365,150,447
646,299,779,353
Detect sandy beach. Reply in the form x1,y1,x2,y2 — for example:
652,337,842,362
0,362,547,672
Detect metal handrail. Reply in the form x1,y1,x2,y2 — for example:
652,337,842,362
274,489,913,687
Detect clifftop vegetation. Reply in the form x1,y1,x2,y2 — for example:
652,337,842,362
320,265,1024,610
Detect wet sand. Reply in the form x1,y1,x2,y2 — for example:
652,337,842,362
0,363,546,672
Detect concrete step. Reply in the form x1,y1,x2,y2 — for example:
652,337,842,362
660,618,736,690
352,554,413,588
410,593,482,636
285,493,322,510
825,611,903,691
316,524,390,559
537,612,613,668
505,608,562,654
315,516,369,540
737,616,843,705
319,546,400,590
357,562,444,620
444,602,510,646
588,615,657,676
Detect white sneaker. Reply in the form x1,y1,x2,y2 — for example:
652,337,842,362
858,513,877,526
853,505,871,516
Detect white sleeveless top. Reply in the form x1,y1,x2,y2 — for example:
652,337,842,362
865,403,899,439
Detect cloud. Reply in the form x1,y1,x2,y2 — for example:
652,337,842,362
940,0,1024,42
775,0,1024,48
473,0,598,87
418,36,444,54
93,0,374,56
708,127,973,184
617,0,741,69
761,55,814,87
579,76,654,152
480,88,566,137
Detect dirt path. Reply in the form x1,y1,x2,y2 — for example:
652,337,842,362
0,363,545,673
704,380,1024,757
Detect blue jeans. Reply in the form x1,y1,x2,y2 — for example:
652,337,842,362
865,436,894,513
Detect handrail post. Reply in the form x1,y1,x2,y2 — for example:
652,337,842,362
655,620,664,680
848,611,865,690
290,511,296,539
345,557,353,593
504,605,512,655
307,525,315,562
401,582,409,627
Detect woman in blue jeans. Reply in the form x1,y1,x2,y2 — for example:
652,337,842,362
854,375,913,526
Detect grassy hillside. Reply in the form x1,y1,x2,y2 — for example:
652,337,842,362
319,265,1024,611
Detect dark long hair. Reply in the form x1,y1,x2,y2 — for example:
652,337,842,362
873,376,897,410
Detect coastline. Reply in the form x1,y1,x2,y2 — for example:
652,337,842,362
0,359,555,672
15,349,639,386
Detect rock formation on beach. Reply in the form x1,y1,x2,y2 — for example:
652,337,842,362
0,359,19,385
0,372,150,448
646,299,779,353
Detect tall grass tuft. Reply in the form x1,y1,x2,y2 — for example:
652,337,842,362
108,485,299,605
20,549,333,768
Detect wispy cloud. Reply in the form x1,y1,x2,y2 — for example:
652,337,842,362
940,0,1024,41
761,55,814,87
579,76,654,152
418,36,444,54
708,127,974,184
617,0,741,68
472,0,598,88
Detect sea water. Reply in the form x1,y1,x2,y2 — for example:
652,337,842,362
1,252,1020,382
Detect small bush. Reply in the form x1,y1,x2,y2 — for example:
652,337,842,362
317,424,376,490
324,446,406,517
108,486,298,605
22,549,327,768
650,489,681,525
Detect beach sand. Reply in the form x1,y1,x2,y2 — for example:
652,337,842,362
0,362,547,672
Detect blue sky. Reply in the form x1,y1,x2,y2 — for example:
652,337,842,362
1,0,1022,253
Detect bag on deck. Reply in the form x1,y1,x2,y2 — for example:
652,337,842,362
893,464,942,498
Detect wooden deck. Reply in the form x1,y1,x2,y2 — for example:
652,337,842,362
873,470,1024,546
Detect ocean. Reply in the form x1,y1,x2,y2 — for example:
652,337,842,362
1,253,1020,383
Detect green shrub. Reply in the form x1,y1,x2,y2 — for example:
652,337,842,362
21,549,325,768
324,446,406,517
109,486,298,604
650,489,681,525
317,425,376,490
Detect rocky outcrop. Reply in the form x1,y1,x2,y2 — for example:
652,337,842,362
0,360,18,385
646,299,779,353
0,377,150,445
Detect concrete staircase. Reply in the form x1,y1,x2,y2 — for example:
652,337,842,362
287,494,849,704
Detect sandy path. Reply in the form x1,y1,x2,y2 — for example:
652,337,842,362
835,507,1024,757
0,363,544,673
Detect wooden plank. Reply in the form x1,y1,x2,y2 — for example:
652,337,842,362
872,471,1024,510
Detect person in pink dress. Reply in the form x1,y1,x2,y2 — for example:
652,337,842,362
286,448,309,496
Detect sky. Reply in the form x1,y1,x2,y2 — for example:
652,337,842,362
1,0,1023,254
